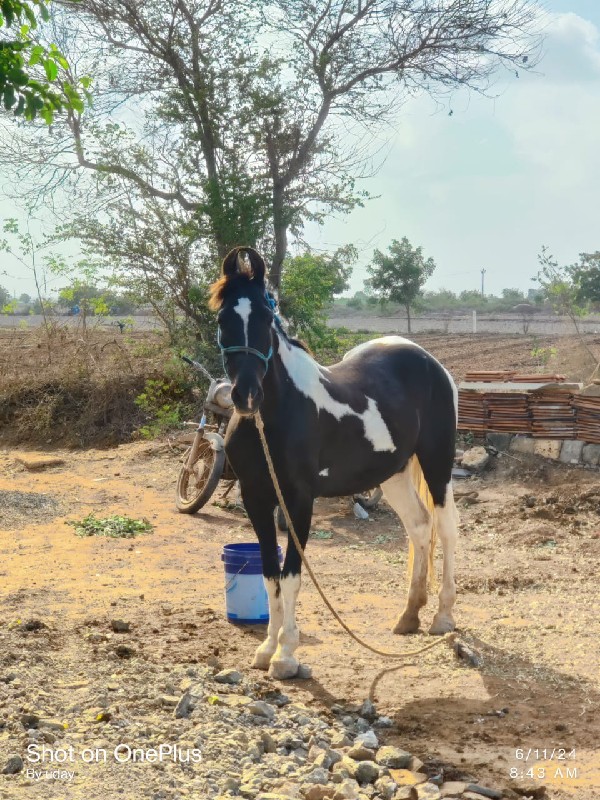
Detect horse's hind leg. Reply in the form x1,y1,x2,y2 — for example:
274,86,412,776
381,469,432,634
430,482,459,635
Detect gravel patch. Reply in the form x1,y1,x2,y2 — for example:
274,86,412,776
0,490,61,530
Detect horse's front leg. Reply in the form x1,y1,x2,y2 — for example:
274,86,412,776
239,486,281,671
269,490,313,680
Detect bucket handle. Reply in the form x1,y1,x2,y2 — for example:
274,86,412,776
224,560,250,592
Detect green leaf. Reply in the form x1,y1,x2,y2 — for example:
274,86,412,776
43,57,58,80
28,44,44,66
3,85,15,109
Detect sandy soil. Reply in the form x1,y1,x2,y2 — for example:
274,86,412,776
0,441,599,800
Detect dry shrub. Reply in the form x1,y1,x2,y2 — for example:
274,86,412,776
0,324,178,447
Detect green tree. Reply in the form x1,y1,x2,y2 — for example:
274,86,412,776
366,238,435,333
3,0,541,298
0,283,10,307
572,252,600,305
279,246,356,347
0,0,88,122
536,246,599,378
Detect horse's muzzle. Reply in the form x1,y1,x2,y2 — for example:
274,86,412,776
231,384,263,416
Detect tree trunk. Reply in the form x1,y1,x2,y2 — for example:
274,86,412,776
406,304,412,334
270,182,287,294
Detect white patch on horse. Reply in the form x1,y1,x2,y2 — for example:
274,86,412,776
234,297,252,346
344,335,458,421
319,468,329,476
276,332,395,452
269,573,301,680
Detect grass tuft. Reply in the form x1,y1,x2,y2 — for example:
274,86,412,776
67,513,153,538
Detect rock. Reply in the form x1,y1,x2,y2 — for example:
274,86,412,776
465,785,502,799
159,694,179,708
334,780,361,799
393,789,418,800
303,787,337,800
215,668,243,685
389,771,427,787
303,767,330,785
582,443,600,466
222,777,241,792
461,447,489,472
485,433,513,451
510,436,535,455
314,749,341,770
87,632,108,643
509,786,546,799
354,731,378,750
533,439,562,460
375,747,412,769
13,454,65,471
440,782,467,797
359,700,377,721
114,644,135,659
347,745,376,761
20,713,40,728
174,690,195,719
374,776,397,800
333,757,358,779
416,784,441,800
247,700,276,719
2,755,23,774
110,619,130,633
373,716,394,728
331,734,352,748
354,761,379,785
559,439,584,464
38,718,67,731
261,731,277,754
453,640,483,668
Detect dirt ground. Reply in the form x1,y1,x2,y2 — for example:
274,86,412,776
0,440,599,799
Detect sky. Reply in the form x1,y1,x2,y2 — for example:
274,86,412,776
1,1,599,300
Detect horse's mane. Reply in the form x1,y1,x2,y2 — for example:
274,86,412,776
273,317,312,355
208,271,255,312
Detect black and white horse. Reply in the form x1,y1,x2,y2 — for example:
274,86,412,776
209,247,459,679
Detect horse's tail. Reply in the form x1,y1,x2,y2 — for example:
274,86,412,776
407,455,437,592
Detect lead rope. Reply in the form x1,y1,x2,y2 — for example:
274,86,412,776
254,411,455,660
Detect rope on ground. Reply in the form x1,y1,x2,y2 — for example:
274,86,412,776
254,411,455,660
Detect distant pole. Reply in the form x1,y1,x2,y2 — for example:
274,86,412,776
481,268,486,297
472,309,477,334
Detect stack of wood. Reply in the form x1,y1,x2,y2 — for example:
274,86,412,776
457,391,487,433
572,395,600,444
529,387,576,439
485,392,531,433
465,370,515,382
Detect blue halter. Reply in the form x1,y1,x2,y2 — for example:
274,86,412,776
217,290,276,374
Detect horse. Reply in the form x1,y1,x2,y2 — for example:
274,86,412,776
209,246,459,679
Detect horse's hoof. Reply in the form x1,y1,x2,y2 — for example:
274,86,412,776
392,613,420,634
251,648,274,670
268,657,300,680
429,614,455,635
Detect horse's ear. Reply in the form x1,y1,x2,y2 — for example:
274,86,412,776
243,247,266,284
221,247,243,277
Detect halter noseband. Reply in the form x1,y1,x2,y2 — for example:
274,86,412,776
217,327,273,370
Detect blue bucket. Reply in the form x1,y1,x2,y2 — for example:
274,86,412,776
221,543,283,624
